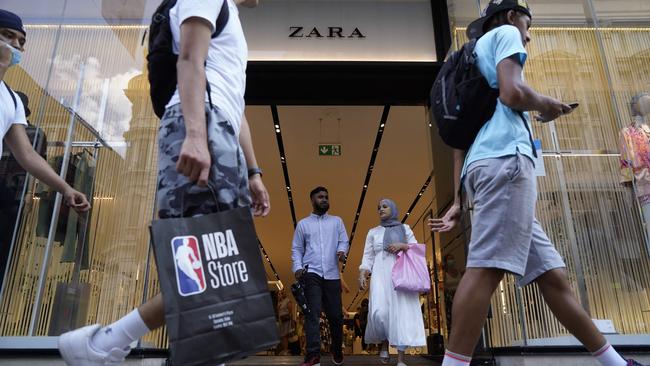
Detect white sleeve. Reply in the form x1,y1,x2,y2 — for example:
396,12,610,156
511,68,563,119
359,229,376,273
177,0,226,32
12,92,27,126
404,224,418,244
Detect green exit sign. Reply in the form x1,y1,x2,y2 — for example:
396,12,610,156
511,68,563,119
319,144,341,156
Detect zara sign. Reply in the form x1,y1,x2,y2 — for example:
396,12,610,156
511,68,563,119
289,26,366,39
239,0,436,62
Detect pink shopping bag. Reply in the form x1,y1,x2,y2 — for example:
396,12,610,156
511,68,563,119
392,244,431,293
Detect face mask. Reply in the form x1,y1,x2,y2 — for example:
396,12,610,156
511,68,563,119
2,42,22,66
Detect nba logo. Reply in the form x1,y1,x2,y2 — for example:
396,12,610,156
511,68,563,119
171,236,207,296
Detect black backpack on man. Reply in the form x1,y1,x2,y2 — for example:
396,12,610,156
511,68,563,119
430,40,535,154
147,0,230,119
430,40,499,150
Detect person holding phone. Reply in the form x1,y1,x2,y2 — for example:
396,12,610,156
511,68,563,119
429,1,640,366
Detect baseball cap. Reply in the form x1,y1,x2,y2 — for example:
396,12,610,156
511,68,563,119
0,9,26,37
466,0,532,39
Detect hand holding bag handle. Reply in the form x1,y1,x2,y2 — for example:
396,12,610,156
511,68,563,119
392,243,431,293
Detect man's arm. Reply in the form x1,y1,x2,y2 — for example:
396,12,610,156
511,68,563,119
240,114,270,217
176,17,212,186
497,56,571,122
428,148,464,233
451,148,465,206
291,224,306,279
4,124,90,212
336,218,349,261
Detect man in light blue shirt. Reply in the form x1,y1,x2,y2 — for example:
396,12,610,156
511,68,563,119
429,1,637,366
292,186,348,366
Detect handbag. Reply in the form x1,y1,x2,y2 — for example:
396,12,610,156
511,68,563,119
391,243,431,293
150,189,279,366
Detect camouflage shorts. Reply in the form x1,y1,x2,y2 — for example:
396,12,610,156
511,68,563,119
156,103,251,218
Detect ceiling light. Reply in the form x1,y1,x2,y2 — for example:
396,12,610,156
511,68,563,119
429,123,432,127
275,124,279,128
275,128,280,133
363,185,367,188
380,123,385,127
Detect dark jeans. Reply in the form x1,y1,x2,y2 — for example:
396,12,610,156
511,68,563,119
303,273,342,359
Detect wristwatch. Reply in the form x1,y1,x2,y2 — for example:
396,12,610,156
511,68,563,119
248,167,263,178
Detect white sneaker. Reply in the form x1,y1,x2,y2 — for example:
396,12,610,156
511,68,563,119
58,324,131,365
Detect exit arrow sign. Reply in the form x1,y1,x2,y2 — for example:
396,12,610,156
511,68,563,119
319,144,341,156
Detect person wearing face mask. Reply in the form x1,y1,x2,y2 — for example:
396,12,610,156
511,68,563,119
0,9,90,215
619,93,650,255
358,199,426,366
57,0,269,365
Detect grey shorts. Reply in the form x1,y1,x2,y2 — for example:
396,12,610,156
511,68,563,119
156,103,251,218
464,153,565,287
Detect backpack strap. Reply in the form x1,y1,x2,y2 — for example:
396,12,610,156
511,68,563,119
213,0,229,38
516,111,538,158
205,0,230,110
3,82,17,110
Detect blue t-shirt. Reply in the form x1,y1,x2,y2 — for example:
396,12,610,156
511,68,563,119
462,25,533,177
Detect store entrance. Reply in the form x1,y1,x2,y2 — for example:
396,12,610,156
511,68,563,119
244,104,440,356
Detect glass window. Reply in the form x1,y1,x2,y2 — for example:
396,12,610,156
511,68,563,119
0,0,159,342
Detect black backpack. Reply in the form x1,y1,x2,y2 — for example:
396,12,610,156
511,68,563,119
147,0,230,119
430,40,536,155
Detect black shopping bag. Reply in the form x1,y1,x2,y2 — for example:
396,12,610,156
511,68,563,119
151,206,279,366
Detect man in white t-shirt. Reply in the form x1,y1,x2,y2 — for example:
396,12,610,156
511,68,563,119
0,10,89,214
59,1,269,365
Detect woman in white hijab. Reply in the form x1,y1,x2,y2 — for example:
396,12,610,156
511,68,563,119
359,199,426,366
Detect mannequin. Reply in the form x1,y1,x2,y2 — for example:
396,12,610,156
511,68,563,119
618,92,650,257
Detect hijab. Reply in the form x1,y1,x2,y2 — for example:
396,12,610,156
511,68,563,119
379,199,406,252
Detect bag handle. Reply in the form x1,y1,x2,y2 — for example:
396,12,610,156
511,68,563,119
179,183,222,217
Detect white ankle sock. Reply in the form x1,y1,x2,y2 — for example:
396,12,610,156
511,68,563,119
593,343,627,366
91,309,151,352
442,350,472,366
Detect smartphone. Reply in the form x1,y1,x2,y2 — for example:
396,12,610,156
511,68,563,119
535,102,580,122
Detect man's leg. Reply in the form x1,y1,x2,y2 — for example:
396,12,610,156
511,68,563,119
442,268,504,366
322,279,344,359
87,295,161,353
137,293,165,330
303,273,324,360
536,269,627,366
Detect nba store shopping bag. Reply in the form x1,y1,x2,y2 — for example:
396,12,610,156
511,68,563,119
391,243,431,293
150,206,279,366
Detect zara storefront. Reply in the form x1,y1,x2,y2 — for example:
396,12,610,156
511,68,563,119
0,0,649,358
0,0,446,353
